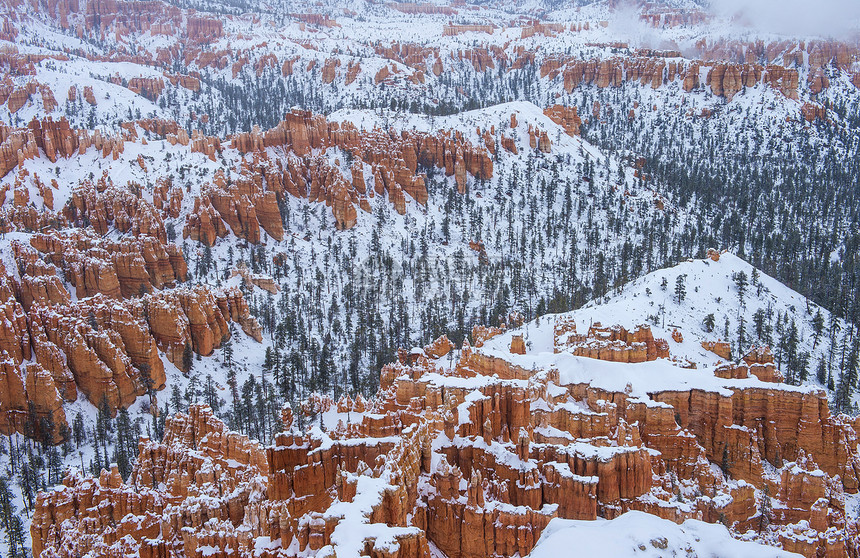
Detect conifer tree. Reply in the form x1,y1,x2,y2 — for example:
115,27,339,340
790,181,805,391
674,274,687,304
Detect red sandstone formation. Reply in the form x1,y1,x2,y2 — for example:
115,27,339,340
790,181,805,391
344,61,361,85
521,22,565,39
544,104,581,136
0,117,131,182
152,176,183,218
39,84,57,112
510,334,526,354
553,321,670,363
702,339,732,360
802,102,827,122
374,65,392,84
472,324,504,347
164,72,201,91
124,76,165,100
230,264,279,294
186,17,223,41
500,135,517,154
32,315,860,557
184,195,229,245
0,359,68,443
144,286,251,365
218,110,490,231
31,406,266,557
443,23,494,36
30,229,187,299
373,43,436,74
390,2,455,15
64,180,164,241
36,0,224,47
540,53,806,100
538,130,551,152
7,85,30,113
321,57,340,83
83,85,96,105
0,241,258,440
741,345,784,383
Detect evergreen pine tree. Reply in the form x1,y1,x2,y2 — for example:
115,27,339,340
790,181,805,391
674,274,687,304
0,475,16,541
812,310,825,349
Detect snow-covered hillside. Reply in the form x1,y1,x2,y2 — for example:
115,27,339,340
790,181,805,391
0,0,858,554
529,512,800,558
481,252,850,399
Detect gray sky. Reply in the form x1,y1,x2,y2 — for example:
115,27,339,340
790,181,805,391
708,0,860,37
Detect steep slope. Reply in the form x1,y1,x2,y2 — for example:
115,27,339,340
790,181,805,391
0,101,687,419
504,251,848,392
2,0,856,333
0,99,686,554
31,254,860,558
529,512,798,558
2,0,859,554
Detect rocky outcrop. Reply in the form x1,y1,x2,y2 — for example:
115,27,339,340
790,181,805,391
182,161,286,243
443,24,494,36
184,195,228,245
555,322,670,363
186,17,223,41
390,2,455,15
0,112,485,240
291,13,339,28
472,324,504,347
706,63,757,100
344,61,361,85
143,286,250,367
230,264,279,294
165,72,201,91
651,384,859,494
217,110,490,232
0,118,128,181
801,102,827,122
741,345,784,382
152,176,183,218
701,339,731,360
542,54,805,100
32,310,860,557
544,104,581,136
30,229,187,299
374,65,392,84
124,76,164,100
510,334,526,354
7,85,30,113
0,251,258,435
321,57,340,83
0,359,68,443
83,85,96,105
31,405,266,558
65,180,163,241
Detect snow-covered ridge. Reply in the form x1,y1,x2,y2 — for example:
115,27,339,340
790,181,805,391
529,511,799,558
480,251,847,398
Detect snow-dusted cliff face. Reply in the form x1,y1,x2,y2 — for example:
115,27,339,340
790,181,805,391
0,0,859,556
30,254,860,558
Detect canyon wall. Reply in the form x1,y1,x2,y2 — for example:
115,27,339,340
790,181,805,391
31,318,860,557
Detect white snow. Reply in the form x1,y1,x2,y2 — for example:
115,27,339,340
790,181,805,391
528,511,801,558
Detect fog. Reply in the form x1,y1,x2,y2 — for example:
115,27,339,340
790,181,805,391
707,0,860,38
